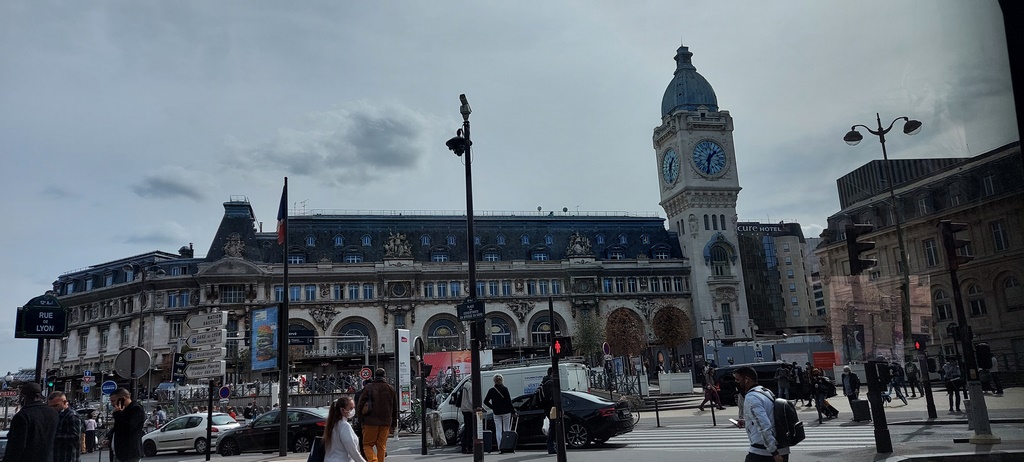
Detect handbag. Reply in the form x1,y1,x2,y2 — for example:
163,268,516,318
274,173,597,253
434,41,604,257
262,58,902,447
362,392,374,416
307,436,325,462
541,414,550,435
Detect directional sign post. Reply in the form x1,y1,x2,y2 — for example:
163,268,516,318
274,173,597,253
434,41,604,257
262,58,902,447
186,329,227,349
185,360,225,379
186,312,228,330
184,348,227,363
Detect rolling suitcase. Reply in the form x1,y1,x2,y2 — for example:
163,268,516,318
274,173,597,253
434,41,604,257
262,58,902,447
499,415,519,453
483,430,495,453
851,399,871,422
822,400,840,419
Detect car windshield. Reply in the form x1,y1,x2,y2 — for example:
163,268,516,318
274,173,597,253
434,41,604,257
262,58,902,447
211,415,237,425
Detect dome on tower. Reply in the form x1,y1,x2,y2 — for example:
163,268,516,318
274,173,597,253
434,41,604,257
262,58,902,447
661,46,719,117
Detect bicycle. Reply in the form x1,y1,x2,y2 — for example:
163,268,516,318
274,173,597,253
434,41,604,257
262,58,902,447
398,400,422,433
619,395,642,425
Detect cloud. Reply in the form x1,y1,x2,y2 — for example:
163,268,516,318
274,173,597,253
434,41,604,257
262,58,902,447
131,167,207,201
228,101,438,186
121,221,191,246
41,186,75,199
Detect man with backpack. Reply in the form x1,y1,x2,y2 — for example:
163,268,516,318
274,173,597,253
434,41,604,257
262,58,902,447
734,366,790,462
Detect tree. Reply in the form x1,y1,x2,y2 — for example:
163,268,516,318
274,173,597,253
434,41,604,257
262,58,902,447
652,306,692,370
605,308,646,357
573,310,606,365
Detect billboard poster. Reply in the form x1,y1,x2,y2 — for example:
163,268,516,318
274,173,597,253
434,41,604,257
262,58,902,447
842,324,866,363
251,305,279,371
396,329,412,412
422,350,494,390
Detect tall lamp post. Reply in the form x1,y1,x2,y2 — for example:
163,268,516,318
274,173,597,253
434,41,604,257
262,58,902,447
446,94,484,462
844,113,922,363
700,318,723,367
3,372,13,430
122,262,165,400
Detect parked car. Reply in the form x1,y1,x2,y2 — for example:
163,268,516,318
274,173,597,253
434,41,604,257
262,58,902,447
215,407,328,455
142,412,240,456
0,430,7,461
508,390,634,449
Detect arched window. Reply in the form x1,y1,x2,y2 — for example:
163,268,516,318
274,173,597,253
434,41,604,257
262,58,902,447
618,234,628,245
334,235,344,247
474,236,480,245
711,245,731,277
530,316,559,345
427,319,460,351
1002,276,1024,311
596,234,605,245
933,289,951,320
488,317,511,347
447,234,457,246
704,215,710,230
712,216,718,230
497,234,506,246
420,235,431,246
335,322,370,355
361,235,371,246
720,214,727,230
545,235,553,246
641,234,650,245
305,235,316,247
520,234,530,245
968,284,987,316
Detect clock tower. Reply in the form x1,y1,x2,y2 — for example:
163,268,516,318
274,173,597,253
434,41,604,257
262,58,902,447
654,46,752,346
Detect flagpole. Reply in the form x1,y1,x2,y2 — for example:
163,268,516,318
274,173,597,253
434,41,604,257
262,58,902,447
278,177,290,456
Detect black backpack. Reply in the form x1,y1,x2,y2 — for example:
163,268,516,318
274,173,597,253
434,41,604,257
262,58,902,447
757,389,805,447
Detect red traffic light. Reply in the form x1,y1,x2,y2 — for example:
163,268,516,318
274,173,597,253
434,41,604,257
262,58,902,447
554,340,562,355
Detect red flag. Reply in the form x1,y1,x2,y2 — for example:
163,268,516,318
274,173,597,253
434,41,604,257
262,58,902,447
276,183,287,245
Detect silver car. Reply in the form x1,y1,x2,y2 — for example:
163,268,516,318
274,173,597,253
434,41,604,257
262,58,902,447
142,412,240,456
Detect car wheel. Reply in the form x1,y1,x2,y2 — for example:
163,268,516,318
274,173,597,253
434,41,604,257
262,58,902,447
293,434,312,453
143,440,157,457
219,437,239,456
195,437,208,454
565,421,590,449
442,420,458,446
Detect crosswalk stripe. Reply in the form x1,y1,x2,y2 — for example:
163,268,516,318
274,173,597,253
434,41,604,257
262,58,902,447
615,425,877,450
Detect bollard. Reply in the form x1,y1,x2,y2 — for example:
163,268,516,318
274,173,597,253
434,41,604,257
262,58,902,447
965,397,973,431
654,398,660,427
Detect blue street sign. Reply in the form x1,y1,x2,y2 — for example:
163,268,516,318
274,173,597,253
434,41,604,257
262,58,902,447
101,380,118,395
219,386,231,399
84,370,92,376
83,386,90,393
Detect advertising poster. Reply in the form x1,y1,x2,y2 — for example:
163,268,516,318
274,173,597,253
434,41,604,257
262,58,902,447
422,349,493,389
251,305,279,371
842,324,866,363
396,329,412,412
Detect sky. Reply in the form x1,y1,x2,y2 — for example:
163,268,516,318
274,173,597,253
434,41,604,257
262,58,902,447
0,1,1017,376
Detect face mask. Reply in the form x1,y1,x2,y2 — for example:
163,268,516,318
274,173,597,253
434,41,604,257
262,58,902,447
345,408,355,419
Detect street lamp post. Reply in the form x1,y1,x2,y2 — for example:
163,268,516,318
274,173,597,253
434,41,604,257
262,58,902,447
700,318,723,367
122,262,165,400
3,372,13,430
844,113,922,364
446,94,484,462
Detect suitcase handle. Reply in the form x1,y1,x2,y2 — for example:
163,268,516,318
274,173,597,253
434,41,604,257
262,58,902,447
511,414,518,432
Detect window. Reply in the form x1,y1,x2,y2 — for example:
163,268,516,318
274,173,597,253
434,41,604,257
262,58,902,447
789,283,797,292
451,282,462,298
982,174,995,196
124,268,135,283
711,246,730,276
289,285,301,302
968,284,986,316
344,254,363,263
545,235,554,246
502,280,512,296
305,235,316,247
787,269,794,279
79,334,88,354
222,285,245,303
274,285,284,302
363,284,375,300
720,214,727,230
722,307,733,335
437,282,448,298
704,215,710,230
991,220,1009,252
305,285,316,301
349,284,360,300
792,308,801,318
608,250,625,259
602,278,613,293
333,284,343,300
531,316,558,345
650,277,661,292
424,283,434,298
431,252,450,262
336,322,370,355
539,280,549,295
105,273,114,287
923,239,939,267
170,266,188,276
334,235,344,247
497,234,506,246
641,234,650,244
785,257,793,265
483,252,500,262
394,313,406,328
596,234,605,245
488,317,511,347
627,278,638,293
917,197,930,215
361,235,371,246
532,252,549,261
615,278,625,293
427,319,460,351
791,296,799,306
653,250,670,259
783,243,791,252
1003,277,1024,311
99,329,108,351
170,319,182,340
447,234,457,246
618,234,628,245
551,280,562,294
476,281,485,296
527,280,537,295
420,235,431,246
672,276,684,292
121,325,131,347
288,254,305,264
167,290,189,308
521,235,530,245
713,216,718,230
488,281,499,296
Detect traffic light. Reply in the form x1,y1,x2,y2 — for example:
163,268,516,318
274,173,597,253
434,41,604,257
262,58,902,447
938,220,973,271
845,224,877,275
552,336,574,358
45,369,55,388
912,334,929,352
975,342,993,369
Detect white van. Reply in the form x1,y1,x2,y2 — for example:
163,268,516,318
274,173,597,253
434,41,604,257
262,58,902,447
434,362,589,444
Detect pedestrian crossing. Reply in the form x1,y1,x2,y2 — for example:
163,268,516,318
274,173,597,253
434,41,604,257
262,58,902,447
616,422,877,450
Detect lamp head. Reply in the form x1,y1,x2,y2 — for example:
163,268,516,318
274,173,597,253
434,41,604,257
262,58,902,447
446,135,469,157
903,119,922,135
844,129,863,146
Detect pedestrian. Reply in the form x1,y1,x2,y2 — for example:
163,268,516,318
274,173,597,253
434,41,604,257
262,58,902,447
155,405,167,426
840,365,861,406
458,377,474,454
355,368,397,462
887,362,908,405
904,360,922,397
540,367,557,455
733,366,788,462
244,401,256,420
49,391,85,462
483,373,515,453
323,396,366,462
84,412,98,453
802,363,815,407
987,354,1004,395
3,382,58,461
774,365,791,400
790,362,803,402
110,387,146,462
699,366,725,411
942,357,963,413
352,379,371,458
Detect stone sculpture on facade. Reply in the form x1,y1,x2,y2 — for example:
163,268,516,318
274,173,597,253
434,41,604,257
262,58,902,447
565,232,592,256
224,233,245,257
384,232,413,258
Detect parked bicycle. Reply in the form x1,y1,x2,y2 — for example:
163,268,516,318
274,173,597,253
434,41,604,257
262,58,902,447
397,399,422,433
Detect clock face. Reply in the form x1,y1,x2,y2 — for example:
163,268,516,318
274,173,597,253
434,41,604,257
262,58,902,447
662,148,680,184
692,140,727,176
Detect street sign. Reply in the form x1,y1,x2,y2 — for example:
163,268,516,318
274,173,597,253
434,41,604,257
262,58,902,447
184,348,226,363
603,342,611,356
184,360,225,379
83,385,90,393
114,347,152,379
359,367,372,380
82,376,94,384
754,343,762,352
288,326,315,346
84,370,92,377
219,386,231,399
186,312,228,330
15,294,68,339
0,390,17,398
101,381,118,395
755,350,764,361
186,329,227,348
456,298,485,321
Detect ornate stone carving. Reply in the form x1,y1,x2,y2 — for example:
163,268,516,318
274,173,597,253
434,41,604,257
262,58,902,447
819,255,831,285
565,232,592,256
514,279,525,293
506,300,535,322
190,289,200,306
383,302,417,325
309,305,337,332
320,283,331,299
712,287,738,304
689,214,698,238
572,278,595,294
635,298,659,321
384,232,412,258
223,233,245,257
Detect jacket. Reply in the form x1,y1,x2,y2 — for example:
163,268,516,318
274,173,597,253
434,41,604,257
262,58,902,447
325,418,364,462
111,400,146,460
742,386,788,457
841,371,861,396
483,384,514,415
54,407,84,462
3,400,59,462
356,377,398,427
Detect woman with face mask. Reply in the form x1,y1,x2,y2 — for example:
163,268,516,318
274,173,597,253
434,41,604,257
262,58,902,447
324,396,366,462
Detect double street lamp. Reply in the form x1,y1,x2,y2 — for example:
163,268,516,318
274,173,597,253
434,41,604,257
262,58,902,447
122,262,165,399
843,113,922,362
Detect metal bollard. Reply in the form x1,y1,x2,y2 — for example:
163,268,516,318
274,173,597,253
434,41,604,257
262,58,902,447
655,398,660,427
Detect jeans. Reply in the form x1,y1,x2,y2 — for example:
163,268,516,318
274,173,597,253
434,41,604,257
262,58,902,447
745,453,790,462
546,417,556,453
460,411,474,451
493,413,512,447
777,383,790,399
362,424,390,462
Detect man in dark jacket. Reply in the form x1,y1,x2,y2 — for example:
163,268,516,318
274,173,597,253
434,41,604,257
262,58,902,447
356,368,398,462
48,390,85,462
541,367,557,455
110,388,146,462
3,382,59,461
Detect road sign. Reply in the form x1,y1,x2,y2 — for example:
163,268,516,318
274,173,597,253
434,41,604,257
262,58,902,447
754,343,762,352
186,329,227,348
219,386,231,399
456,298,485,321
114,347,152,379
15,294,68,339
83,385,90,393
0,390,18,398
186,312,228,330
101,381,118,395
288,326,315,346
84,370,92,376
82,376,94,384
359,367,372,380
755,350,764,361
184,348,226,363
603,342,611,356
185,360,225,379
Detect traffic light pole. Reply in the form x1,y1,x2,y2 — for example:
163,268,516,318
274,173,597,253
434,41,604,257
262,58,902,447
548,297,567,462
916,348,937,419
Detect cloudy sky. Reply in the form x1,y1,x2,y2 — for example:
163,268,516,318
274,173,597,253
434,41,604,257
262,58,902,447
0,1,1016,376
